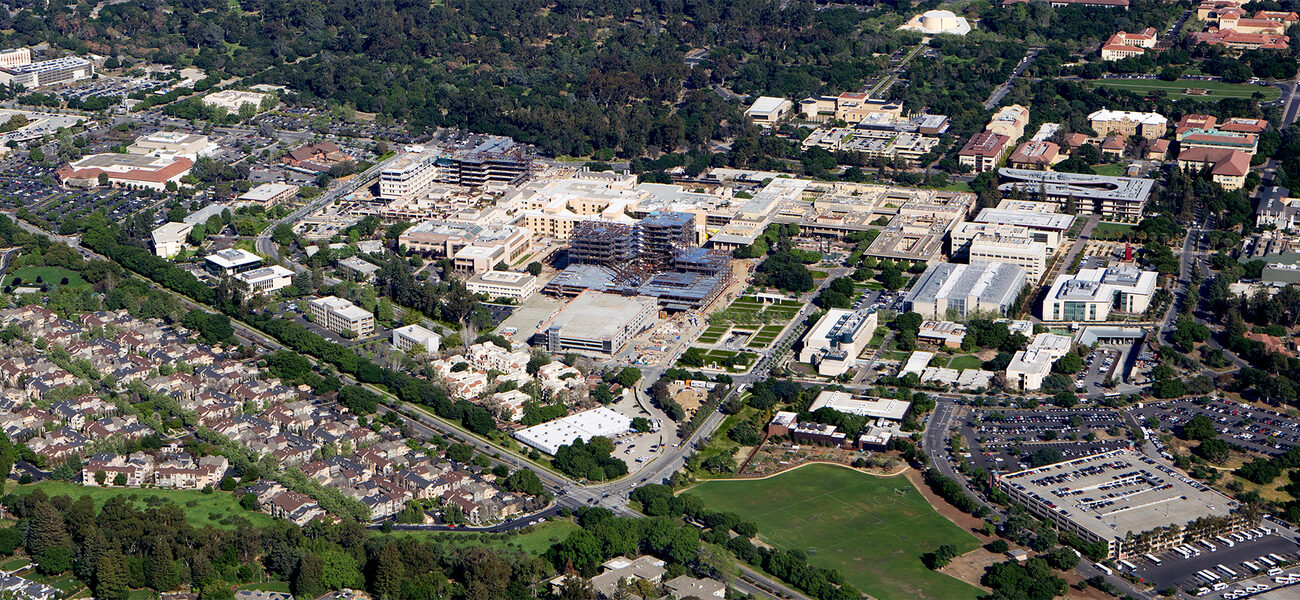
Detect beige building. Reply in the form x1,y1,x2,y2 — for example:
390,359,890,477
951,222,1050,280
1006,333,1074,390
232,265,295,295
0,48,31,70
202,89,271,113
745,96,794,126
1100,28,1158,60
126,131,218,160
151,222,193,258
1088,109,1168,140
465,270,539,300
308,296,375,337
391,324,441,354
798,309,878,376
398,221,531,273
56,153,193,191
986,104,1030,141
958,131,1012,173
378,147,441,200
237,183,299,207
797,92,904,124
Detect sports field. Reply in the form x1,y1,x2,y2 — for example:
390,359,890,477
1087,78,1280,102
688,464,981,600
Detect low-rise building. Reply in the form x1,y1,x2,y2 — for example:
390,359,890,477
127,131,219,160
1177,147,1252,190
997,169,1155,220
1007,140,1062,169
745,96,793,126
958,131,1012,173
531,291,657,357
798,308,877,376
1005,332,1073,390
1088,108,1168,140
338,257,381,280
56,153,193,191
204,249,263,276
391,324,441,354
1041,266,1158,322
1100,28,1158,60
232,265,295,295
905,262,1027,319
237,183,299,207
202,89,271,113
951,222,1050,279
151,222,193,258
798,92,904,124
986,104,1030,141
465,270,539,301
1190,28,1290,50
309,296,375,337
917,320,968,348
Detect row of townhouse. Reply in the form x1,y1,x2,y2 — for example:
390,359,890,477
244,481,329,526
81,452,229,489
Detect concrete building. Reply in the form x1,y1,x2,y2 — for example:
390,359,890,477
986,104,1030,141
1088,109,1168,140
798,309,878,376
898,9,973,34
56,154,193,191
202,90,271,113
745,96,793,126
797,92,904,124
974,204,1073,251
918,320,969,348
958,131,1012,173
0,56,92,87
378,147,440,200
150,222,193,258
338,257,380,280
1100,28,1158,60
465,270,539,301
1256,187,1299,230
203,249,262,276
995,449,1241,558
531,291,657,357
800,127,941,166
391,324,441,354
964,227,1050,281
126,131,218,160
1191,28,1290,49
0,48,31,69
308,296,375,337
514,407,632,455
997,169,1155,219
1005,332,1073,390
1042,266,1158,322
905,262,1027,319
808,390,911,420
237,183,299,207
232,265,295,295
397,221,531,274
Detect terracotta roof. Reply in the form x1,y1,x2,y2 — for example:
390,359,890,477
959,131,1011,158
56,156,193,184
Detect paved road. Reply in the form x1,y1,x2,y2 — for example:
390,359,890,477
1283,68,1300,125
984,47,1041,110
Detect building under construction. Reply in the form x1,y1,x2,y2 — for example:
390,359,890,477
546,213,730,311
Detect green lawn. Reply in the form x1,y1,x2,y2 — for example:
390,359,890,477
688,464,981,600
382,519,580,555
945,355,984,371
1087,78,1281,101
10,481,275,530
1092,222,1135,238
0,557,29,571
1091,163,1128,176
1,266,87,291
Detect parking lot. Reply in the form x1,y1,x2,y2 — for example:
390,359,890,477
1126,526,1300,595
1132,398,1300,458
958,407,1133,473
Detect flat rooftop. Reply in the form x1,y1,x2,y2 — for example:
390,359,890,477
997,168,1156,203
204,248,262,269
976,208,1075,231
808,390,910,420
540,292,657,341
997,449,1235,542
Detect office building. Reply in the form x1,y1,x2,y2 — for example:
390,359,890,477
397,221,531,274
0,56,92,87
202,90,271,113
0,48,30,69
986,104,1030,141
917,320,968,348
1256,187,1300,230
961,226,1050,280
338,257,380,280
126,131,218,160
465,270,539,301
798,93,903,124
391,324,441,354
799,309,878,376
745,96,793,126
56,154,193,191
1088,109,1168,139
378,147,440,199
1005,332,1073,390
905,262,1027,319
997,169,1155,219
1042,266,1158,321
995,449,1241,558
232,265,295,295
531,291,657,357
974,205,1073,251
1007,141,1061,170
151,222,193,258
808,390,911,421
800,127,941,166
203,249,263,276
1100,28,1158,60
958,131,1012,173
440,136,532,187
237,183,299,207
309,296,375,337
1177,147,1251,190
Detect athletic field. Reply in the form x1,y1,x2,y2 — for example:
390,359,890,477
688,464,982,600
1087,78,1280,102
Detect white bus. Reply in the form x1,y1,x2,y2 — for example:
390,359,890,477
1118,559,1138,571
1259,556,1276,567
1095,564,1113,575
1216,536,1235,548
1244,561,1260,573
1145,553,1162,565
1218,564,1239,578
1200,539,1217,552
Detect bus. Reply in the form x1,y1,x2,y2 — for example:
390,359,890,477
1118,559,1138,571
1145,553,1162,565
1218,564,1239,578
1095,564,1113,575
1216,535,1235,548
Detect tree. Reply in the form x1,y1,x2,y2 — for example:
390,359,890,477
25,501,71,559
1052,352,1082,374
1182,414,1216,441
1196,438,1231,463
526,261,543,276
923,544,959,569
615,367,641,388
94,550,130,600
368,543,404,600
37,545,72,574
147,544,179,592
272,223,296,245
98,172,110,187
293,552,326,599
502,468,544,495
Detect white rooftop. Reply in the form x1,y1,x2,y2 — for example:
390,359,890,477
808,390,911,421
513,407,632,455
1088,108,1167,125
204,248,262,269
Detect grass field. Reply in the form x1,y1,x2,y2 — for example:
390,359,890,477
1087,78,1281,101
1,266,87,291
1092,222,1135,238
697,325,730,344
10,481,275,530
382,519,579,555
941,355,984,370
688,464,981,600
746,324,785,349
1091,163,1128,176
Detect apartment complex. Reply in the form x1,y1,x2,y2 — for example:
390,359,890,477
1042,266,1158,322
1088,109,1168,140
308,296,375,337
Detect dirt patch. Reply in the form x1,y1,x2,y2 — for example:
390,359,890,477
938,549,998,592
904,469,992,541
